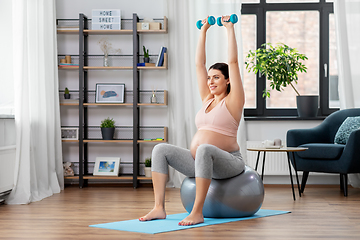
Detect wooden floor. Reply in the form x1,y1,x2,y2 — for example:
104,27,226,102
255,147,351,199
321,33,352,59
1,185,360,239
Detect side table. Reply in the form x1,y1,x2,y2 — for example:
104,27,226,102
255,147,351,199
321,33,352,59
247,147,308,201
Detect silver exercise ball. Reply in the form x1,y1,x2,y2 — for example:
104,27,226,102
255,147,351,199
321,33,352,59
180,166,264,218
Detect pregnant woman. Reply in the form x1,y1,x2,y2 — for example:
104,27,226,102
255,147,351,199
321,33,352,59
139,15,245,226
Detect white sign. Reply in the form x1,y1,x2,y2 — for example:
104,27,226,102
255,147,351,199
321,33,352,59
92,9,121,30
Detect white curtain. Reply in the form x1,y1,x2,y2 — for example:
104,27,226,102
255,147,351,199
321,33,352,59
334,0,360,188
166,0,246,188
6,0,64,204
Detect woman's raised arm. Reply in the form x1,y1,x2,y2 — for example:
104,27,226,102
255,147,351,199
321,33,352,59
196,19,212,102
222,16,245,121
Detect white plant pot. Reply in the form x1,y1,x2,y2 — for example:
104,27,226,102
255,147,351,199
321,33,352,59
144,167,152,178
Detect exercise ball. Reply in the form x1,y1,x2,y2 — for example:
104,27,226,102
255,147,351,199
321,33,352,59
180,166,264,218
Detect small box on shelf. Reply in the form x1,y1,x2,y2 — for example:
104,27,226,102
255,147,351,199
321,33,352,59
137,22,162,30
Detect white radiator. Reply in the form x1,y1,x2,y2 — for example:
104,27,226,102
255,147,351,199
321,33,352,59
246,141,290,175
0,145,16,193
0,117,16,194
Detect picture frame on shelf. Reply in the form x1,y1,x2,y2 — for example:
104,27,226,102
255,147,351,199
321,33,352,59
95,83,125,103
93,157,121,176
61,127,79,140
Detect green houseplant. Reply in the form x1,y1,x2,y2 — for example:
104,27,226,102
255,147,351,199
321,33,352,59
144,157,151,177
100,117,116,140
64,87,70,99
143,46,150,63
245,43,317,117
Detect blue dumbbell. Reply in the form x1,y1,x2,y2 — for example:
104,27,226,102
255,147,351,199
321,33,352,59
196,16,216,30
217,14,238,26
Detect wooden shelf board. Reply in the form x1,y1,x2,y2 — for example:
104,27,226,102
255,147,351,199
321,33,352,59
62,140,79,143
137,66,167,70
84,103,133,106
58,66,79,70
57,30,79,34
58,29,168,34
64,176,79,180
137,176,152,180
83,66,133,70
83,30,133,35
83,140,133,143
137,29,168,34
60,103,79,106
65,175,152,181
137,140,166,143
83,175,134,180
138,103,167,106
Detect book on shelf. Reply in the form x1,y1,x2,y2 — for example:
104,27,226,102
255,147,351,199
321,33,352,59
155,46,167,67
137,63,156,67
58,63,79,67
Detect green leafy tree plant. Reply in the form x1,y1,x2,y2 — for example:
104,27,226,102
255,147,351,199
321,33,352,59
100,117,115,128
245,43,308,98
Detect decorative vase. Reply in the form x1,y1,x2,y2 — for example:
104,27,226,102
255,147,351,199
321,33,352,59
103,54,109,67
144,167,152,177
296,95,319,118
101,127,115,140
151,93,157,103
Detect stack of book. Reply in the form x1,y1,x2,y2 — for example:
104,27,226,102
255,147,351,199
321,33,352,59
156,46,167,67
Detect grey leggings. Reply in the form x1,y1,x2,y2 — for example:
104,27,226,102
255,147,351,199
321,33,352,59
151,143,245,179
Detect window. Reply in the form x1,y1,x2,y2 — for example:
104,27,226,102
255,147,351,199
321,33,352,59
329,13,339,108
266,11,319,108
241,0,337,117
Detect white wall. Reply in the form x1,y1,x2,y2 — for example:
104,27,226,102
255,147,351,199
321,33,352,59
0,0,14,115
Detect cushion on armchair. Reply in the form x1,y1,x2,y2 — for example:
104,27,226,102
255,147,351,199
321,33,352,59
297,143,345,160
334,116,360,144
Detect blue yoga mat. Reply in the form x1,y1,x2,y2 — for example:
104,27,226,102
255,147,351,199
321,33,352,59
89,209,290,234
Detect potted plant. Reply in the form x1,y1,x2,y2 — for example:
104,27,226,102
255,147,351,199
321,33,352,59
64,87,71,99
143,46,150,63
144,157,151,177
245,43,317,117
100,117,115,140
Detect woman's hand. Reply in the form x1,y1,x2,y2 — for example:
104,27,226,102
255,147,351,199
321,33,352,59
221,15,234,29
200,16,212,32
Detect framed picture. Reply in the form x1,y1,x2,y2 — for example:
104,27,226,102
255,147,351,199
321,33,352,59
95,83,125,103
93,157,121,176
61,127,78,140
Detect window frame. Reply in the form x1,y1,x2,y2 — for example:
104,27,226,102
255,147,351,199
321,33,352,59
242,0,337,117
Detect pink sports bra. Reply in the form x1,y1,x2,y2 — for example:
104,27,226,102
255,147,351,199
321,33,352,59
195,97,239,137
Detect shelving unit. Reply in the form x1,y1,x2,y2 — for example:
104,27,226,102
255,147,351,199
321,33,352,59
58,13,168,188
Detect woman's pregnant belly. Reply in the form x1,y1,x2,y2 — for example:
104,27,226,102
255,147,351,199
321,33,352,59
190,130,239,159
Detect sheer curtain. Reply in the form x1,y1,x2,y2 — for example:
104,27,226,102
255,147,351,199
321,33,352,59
6,0,64,204
334,0,360,188
166,0,246,188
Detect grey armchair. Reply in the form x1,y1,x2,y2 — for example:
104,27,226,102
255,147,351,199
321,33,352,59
287,108,360,196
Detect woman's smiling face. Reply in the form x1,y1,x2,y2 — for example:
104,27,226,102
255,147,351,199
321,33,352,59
207,69,229,95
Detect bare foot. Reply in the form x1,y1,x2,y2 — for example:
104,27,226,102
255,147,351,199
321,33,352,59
178,212,204,226
139,207,166,221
